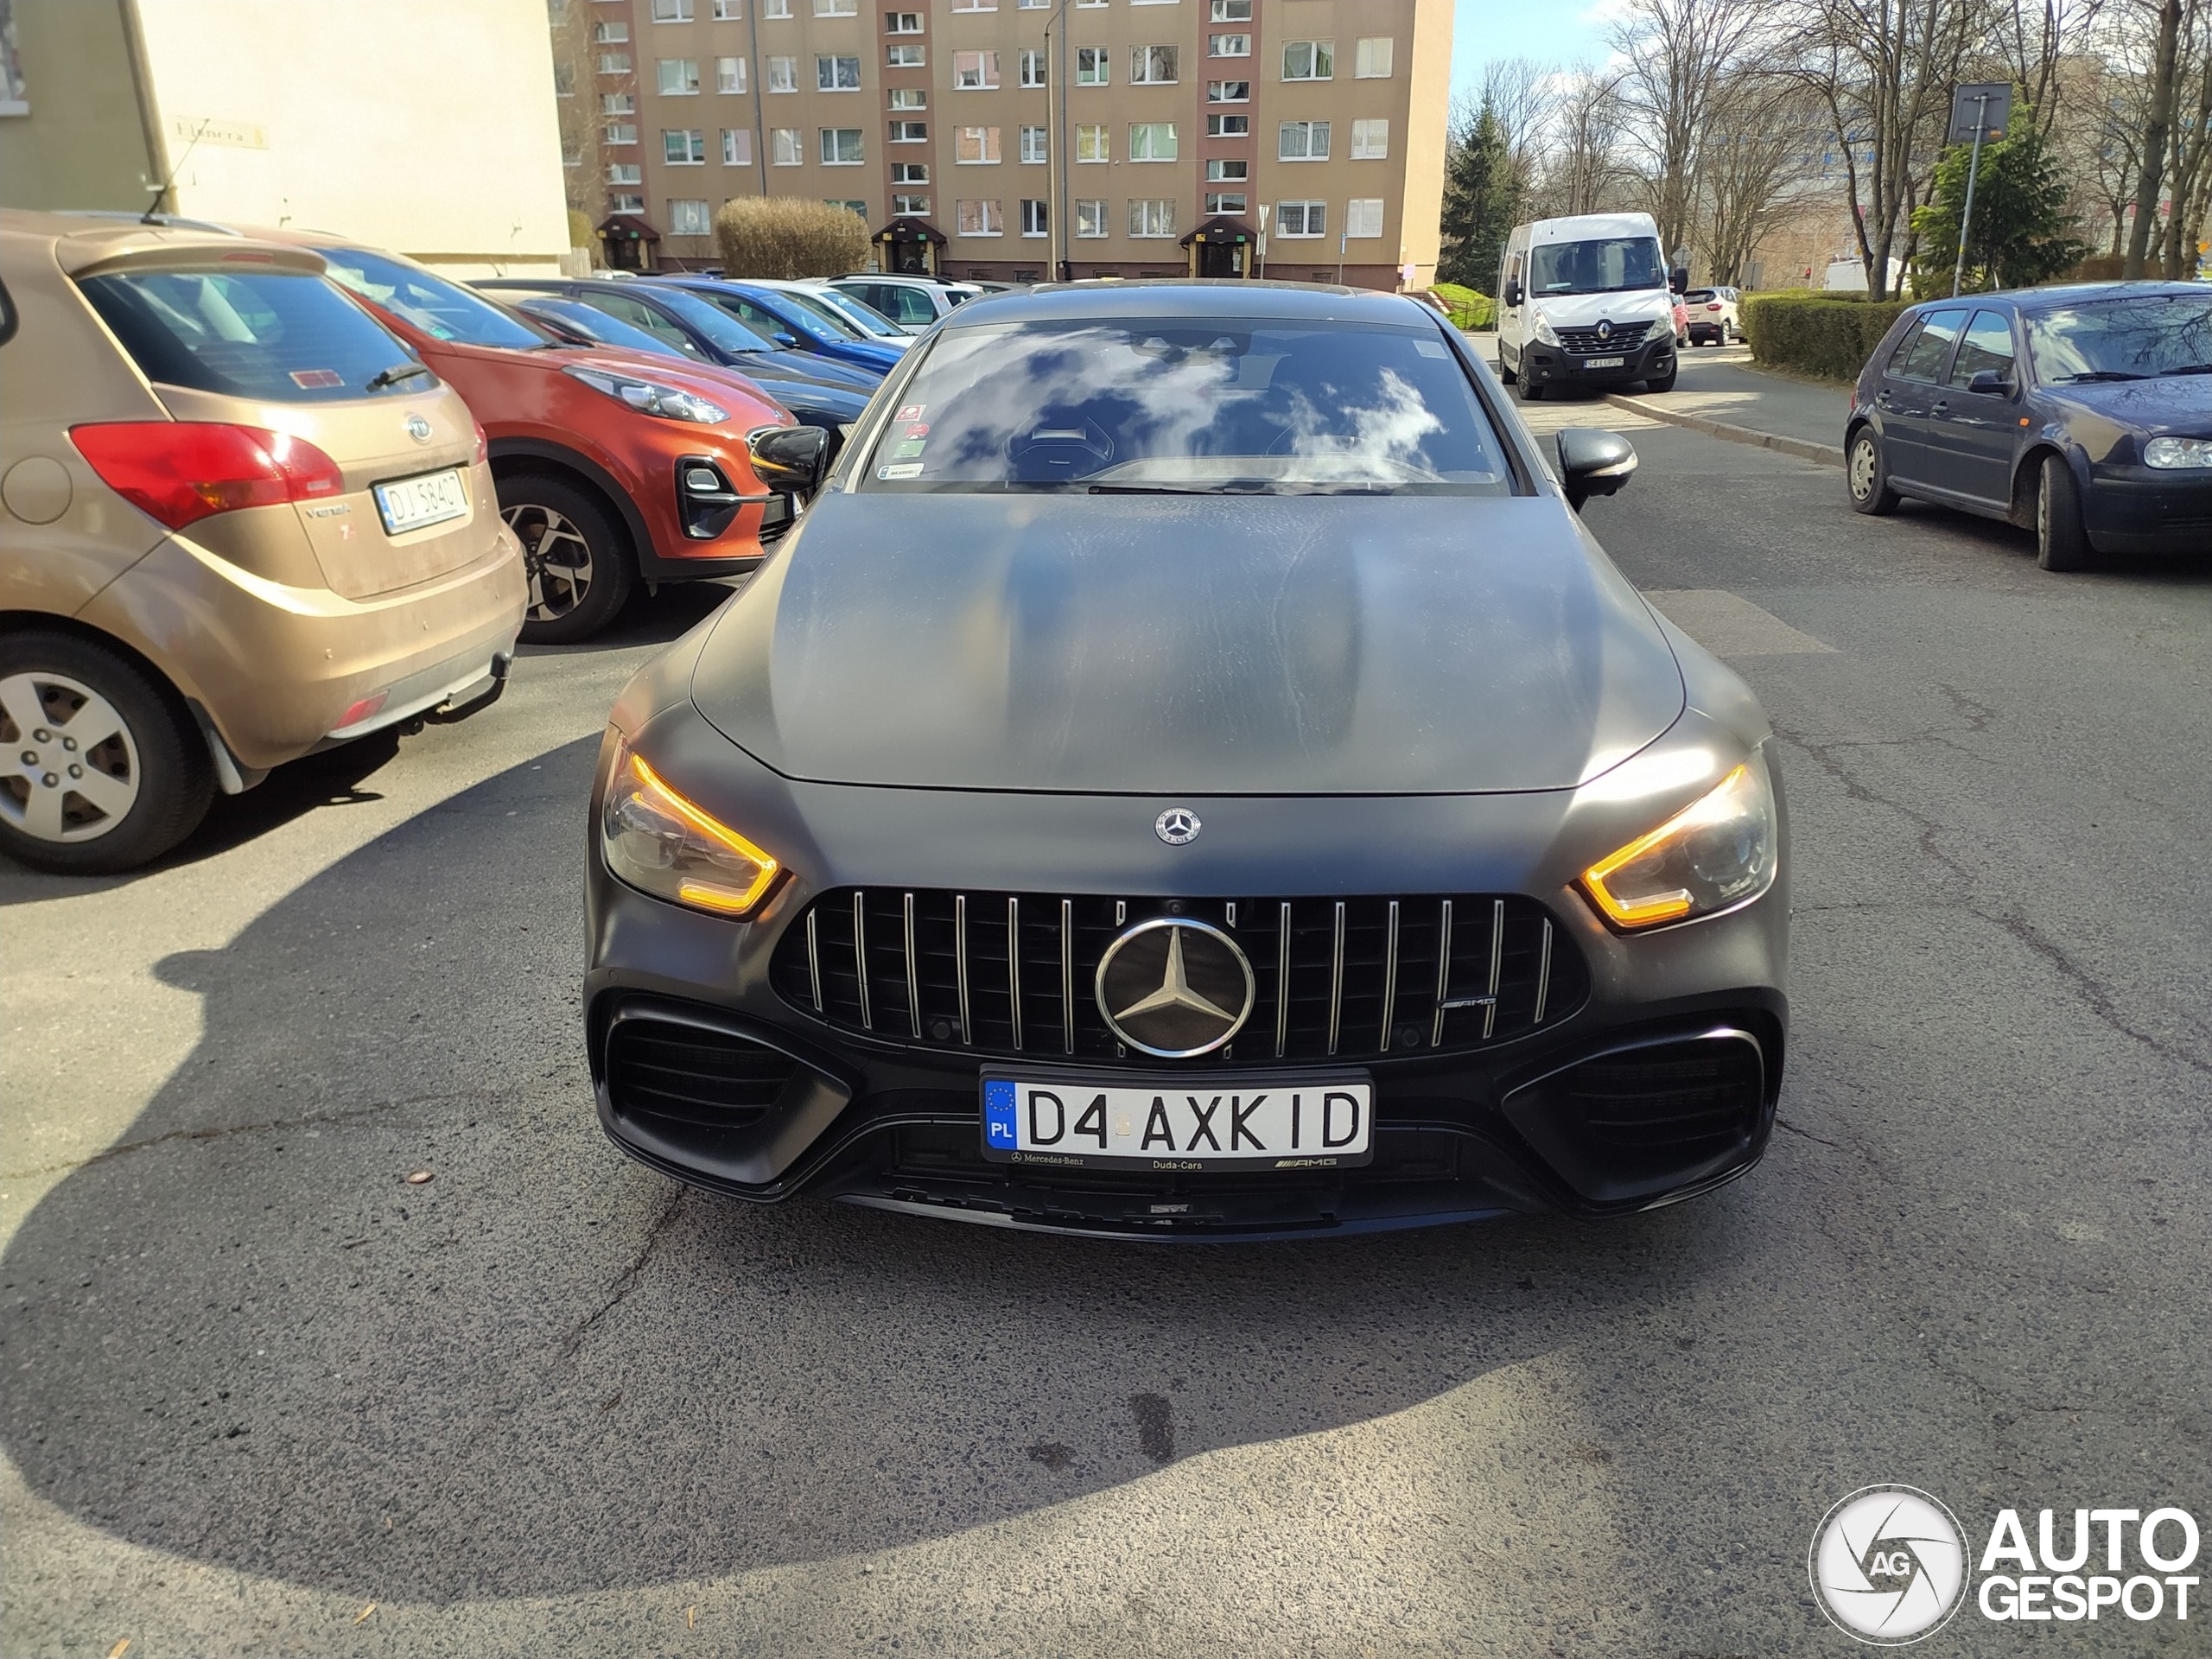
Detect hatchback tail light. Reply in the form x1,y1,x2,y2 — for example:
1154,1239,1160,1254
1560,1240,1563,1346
70,422,346,531
471,418,489,466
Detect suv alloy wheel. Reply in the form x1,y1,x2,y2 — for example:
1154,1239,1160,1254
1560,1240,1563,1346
502,475,637,644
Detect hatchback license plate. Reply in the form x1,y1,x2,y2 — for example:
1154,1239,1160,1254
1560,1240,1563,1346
981,1074,1373,1171
373,468,469,536
1581,355,1625,370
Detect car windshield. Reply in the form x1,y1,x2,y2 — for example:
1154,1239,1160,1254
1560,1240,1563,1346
1529,237,1666,296
2025,294,2212,381
638,286,779,353
318,246,550,350
806,287,902,338
76,267,430,403
519,297,688,359
773,288,870,340
860,318,1512,494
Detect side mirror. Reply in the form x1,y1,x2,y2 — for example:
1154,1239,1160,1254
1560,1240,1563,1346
1556,427,1637,512
747,423,830,498
1966,368,2012,396
1503,279,1523,308
1669,266,1690,295
772,331,799,348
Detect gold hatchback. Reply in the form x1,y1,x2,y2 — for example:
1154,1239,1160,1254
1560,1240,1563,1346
0,212,524,872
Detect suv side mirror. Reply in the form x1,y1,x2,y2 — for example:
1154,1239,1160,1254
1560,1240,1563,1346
1503,279,1523,308
747,423,831,498
1669,266,1690,295
1966,368,2013,396
1556,428,1637,512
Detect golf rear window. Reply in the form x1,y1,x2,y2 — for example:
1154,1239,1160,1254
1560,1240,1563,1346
78,267,429,403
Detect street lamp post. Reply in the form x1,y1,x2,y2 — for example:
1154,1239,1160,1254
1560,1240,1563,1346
1043,0,1072,281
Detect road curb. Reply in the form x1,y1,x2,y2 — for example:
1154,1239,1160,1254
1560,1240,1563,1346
1603,392,1845,469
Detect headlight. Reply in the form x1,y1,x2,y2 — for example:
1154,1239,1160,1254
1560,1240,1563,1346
1580,756,1777,931
2144,435,2212,469
601,742,780,916
563,364,728,424
1531,310,1562,347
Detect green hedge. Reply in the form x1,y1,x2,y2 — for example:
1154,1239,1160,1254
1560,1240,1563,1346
1429,283,1496,331
1741,292,1912,379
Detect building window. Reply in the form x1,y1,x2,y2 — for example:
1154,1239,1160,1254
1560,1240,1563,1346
1344,198,1383,238
611,192,645,213
1075,198,1108,237
605,121,639,143
1128,122,1177,162
766,55,798,91
887,43,925,67
1281,41,1333,80
817,54,862,90
1020,198,1048,236
1351,118,1388,159
761,0,790,13
598,50,632,73
602,92,636,114
821,127,864,163
652,0,695,20
825,197,868,217
1129,46,1178,85
1278,119,1329,160
714,0,743,17
670,198,713,234
722,127,753,163
1210,33,1249,57
893,192,931,213
1128,198,1176,238
1075,123,1109,162
815,0,858,14
950,0,996,10
1205,113,1249,137
1355,36,1394,79
717,55,747,92
772,127,804,164
594,21,630,43
888,119,929,142
957,198,1003,235
664,127,707,162
885,10,923,30
1275,199,1325,237
953,51,999,90
888,86,926,109
1017,0,1049,8
658,58,701,93
956,124,1001,162
1204,191,1246,214
1019,48,1046,87
1019,124,1047,162
608,162,644,183
889,162,928,183
1075,47,1109,86
1206,80,1249,103
1210,0,1250,18
1205,157,1246,181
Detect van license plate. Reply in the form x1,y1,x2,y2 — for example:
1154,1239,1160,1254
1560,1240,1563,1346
373,468,469,536
1581,356,1625,370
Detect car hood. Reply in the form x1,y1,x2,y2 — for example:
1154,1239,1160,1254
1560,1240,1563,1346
689,492,1686,795
2044,374,2212,435
1528,289,1676,331
736,350,881,392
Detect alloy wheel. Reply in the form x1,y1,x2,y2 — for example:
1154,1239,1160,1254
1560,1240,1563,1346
504,503,595,623
0,671,142,843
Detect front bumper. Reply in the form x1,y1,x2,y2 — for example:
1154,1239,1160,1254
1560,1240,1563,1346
1520,334,1675,391
2086,467,2212,554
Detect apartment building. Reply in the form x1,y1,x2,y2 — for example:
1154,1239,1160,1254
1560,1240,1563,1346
555,0,1450,289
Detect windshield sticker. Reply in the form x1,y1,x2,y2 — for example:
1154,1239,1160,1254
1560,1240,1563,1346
289,369,345,388
877,461,925,479
893,439,927,458
895,404,925,422
901,422,929,439
1414,340,1450,359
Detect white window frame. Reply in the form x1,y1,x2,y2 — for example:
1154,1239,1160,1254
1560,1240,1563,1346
670,197,714,235
1075,47,1109,86
1355,36,1394,79
1281,40,1333,80
1206,80,1249,103
953,50,1000,90
721,127,752,163
713,0,742,17
1205,157,1245,181
817,54,862,91
1075,197,1109,237
610,191,645,213
1075,122,1109,162
766,55,798,92
1205,113,1249,137
1351,118,1388,160
607,162,643,184
1275,199,1325,237
890,160,929,182
888,118,928,142
820,126,864,164
1128,122,1177,162
594,21,630,43
598,50,632,73
1128,197,1176,238
1204,191,1247,214
762,0,791,14
887,86,926,109
663,127,707,163
772,126,804,164
956,197,1003,236
1210,33,1249,56
602,92,635,114
955,124,1001,163
886,43,925,67
652,0,695,21
1019,48,1047,87
1210,0,1250,16
1344,198,1384,238
1020,198,1048,236
658,57,701,94
1019,124,1048,163
885,10,923,31
1278,119,1330,161
892,191,931,214
814,0,858,14
716,54,747,92
1129,45,1179,85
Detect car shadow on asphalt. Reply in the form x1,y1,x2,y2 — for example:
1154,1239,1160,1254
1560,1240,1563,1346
0,735,1744,1605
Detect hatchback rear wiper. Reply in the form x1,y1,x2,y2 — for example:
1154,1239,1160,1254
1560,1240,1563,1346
2056,369,2145,382
365,361,434,389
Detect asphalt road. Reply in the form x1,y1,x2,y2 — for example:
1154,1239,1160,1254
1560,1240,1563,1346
6,365,2211,1656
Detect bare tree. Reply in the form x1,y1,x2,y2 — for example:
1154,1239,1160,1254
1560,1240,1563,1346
1538,67,1631,217
1698,74,1823,281
1997,0,2108,133
2123,0,2187,274
1609,0,1769,256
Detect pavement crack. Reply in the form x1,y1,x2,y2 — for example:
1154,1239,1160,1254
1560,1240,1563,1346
1772,1116,1842,1150
561,1186,687,1361
1978,906,2212,1080
0,1091,487,1180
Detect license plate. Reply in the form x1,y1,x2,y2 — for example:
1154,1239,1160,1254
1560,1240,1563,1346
1581,355,1625,370
981,1073,1373,1171
372,468,469,536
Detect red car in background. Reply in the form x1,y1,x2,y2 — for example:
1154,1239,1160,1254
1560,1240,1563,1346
266,236,804,642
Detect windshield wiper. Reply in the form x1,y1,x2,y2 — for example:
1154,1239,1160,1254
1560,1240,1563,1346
365,361,434,389
1089,480,1281,494
2158,363,2212,375
2056,369,2145,382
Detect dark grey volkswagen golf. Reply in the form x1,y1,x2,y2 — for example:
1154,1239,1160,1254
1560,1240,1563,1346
583,281,1789,1238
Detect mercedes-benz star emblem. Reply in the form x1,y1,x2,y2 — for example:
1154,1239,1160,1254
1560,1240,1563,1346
1095,918,1255,1058
1595,318,1614,340
1154,807,1200,846
404,414,434,443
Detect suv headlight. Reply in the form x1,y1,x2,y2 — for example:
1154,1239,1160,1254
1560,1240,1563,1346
563,364,728,424
1531,310,1563,347
601,741,781,917
2144,435,2212,469
1580,755,1777,931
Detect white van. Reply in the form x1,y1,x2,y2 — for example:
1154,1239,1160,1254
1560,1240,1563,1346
1495,212,1685,398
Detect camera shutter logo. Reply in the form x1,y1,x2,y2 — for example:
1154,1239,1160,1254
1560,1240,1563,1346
1810,1485,1968,1645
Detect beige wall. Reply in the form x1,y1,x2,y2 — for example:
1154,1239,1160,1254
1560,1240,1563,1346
0,0,160,213
130,0,571,275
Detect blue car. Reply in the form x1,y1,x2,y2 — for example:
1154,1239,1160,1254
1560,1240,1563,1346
1847,283,2212,570
645,275,909,375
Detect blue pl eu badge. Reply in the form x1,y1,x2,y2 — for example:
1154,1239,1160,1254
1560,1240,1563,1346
984,1079,1018,1149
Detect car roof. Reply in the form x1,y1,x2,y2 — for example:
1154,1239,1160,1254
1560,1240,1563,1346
1910,281,2205,314
937,277,1431,328
0,207,320,276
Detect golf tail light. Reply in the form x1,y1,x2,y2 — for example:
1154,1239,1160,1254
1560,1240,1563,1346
1580,759,1777,931
601,744,780,917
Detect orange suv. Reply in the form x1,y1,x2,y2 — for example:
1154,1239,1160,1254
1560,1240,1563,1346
0,211,524,873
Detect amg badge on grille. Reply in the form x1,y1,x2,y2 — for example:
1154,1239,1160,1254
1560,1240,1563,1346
1095,918,1254,1058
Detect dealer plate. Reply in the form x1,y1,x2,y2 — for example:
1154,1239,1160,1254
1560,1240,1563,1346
981,1073,1373,1171
1580,355,1625,369
372,467,469,536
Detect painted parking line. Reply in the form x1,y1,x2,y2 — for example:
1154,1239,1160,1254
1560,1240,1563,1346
1643,589,1837,658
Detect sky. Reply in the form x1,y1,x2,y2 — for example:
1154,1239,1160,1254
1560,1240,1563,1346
1448,0,1611,109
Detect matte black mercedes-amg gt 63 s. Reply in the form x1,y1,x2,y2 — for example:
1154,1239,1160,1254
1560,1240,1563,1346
585,281,1789,1239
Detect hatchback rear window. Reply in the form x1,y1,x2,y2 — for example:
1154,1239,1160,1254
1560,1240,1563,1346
79,268,429,403
1685,289,1717,303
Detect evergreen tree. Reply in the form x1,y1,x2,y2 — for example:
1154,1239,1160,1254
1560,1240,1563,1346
1438,100,1519,292
1910,106,2093,293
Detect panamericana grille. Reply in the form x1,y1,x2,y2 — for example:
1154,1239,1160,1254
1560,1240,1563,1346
1556,321,1652,355
769,889,1586,1065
